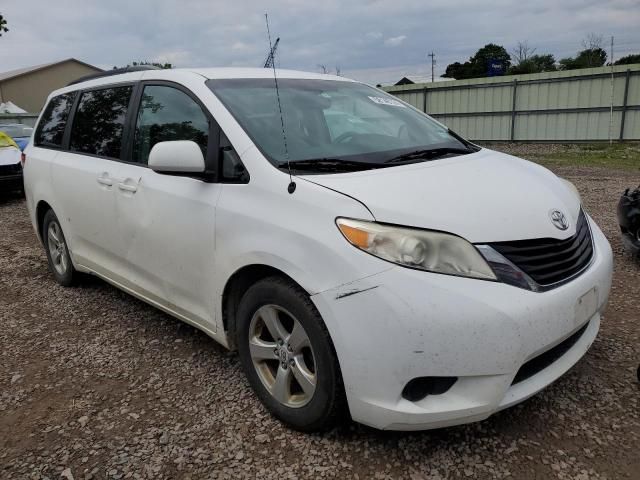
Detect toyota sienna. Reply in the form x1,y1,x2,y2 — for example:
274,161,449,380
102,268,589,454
23,67,613,431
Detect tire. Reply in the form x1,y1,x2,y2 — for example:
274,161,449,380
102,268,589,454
42,209,76,287
235,276,346,431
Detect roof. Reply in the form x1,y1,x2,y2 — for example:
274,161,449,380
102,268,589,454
68,66,351,88
0,101,27,114
54,67,356,95
0,58,103,83
395,77,415,86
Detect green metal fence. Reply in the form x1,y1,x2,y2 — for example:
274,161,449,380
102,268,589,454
384,64,640,142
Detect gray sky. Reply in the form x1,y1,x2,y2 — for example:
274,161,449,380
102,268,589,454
1,0,639,85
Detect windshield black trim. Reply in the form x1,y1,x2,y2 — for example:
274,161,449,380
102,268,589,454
384,147,474,164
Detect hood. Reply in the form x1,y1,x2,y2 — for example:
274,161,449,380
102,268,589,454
0,145,21,166
301,148,581,243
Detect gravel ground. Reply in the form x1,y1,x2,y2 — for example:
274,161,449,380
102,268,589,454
1,155,639,479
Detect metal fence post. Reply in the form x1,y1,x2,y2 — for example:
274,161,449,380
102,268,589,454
619,69,631,141
510,79,518,141
423,87,428,113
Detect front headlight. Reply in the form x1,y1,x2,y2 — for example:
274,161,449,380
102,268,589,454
561,178,581,203
336,218,497,280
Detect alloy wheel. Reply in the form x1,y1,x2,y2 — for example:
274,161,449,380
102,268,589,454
248,304,317,408
47,221,69,276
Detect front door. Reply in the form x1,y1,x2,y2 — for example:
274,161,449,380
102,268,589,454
114,84,219,330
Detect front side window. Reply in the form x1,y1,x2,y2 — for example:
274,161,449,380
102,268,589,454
132,85,209,164
34,92,76,147
208,79,475,173
70,86,132,158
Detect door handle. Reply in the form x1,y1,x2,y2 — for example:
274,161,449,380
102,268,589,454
118,181,138,193
97,173,113,186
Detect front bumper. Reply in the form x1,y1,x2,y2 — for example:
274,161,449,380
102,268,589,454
311,217,613,430
0,173,23,192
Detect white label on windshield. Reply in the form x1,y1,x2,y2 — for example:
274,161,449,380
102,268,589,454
368,96,406,107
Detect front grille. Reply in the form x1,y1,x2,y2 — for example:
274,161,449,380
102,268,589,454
0,163,22,176
511,320,589,385
490,210,593,287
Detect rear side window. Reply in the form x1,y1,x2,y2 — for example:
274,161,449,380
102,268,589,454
132,85,209,164
70,86,133,159
34,92,76,147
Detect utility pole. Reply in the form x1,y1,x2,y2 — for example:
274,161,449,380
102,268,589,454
609,35,614,144
428,52,435,83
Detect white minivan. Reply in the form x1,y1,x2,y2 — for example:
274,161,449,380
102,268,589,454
24,67,613,431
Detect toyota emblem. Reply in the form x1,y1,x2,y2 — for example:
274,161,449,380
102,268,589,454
549,210,569,231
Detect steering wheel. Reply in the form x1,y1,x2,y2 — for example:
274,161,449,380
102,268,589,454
333,132,358,144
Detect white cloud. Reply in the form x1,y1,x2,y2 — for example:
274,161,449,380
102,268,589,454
384,35,408,47
0,0,638,86
231,42,252,51
345,64,451,86
152,50,194,66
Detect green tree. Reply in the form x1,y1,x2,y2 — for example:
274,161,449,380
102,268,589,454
113,61,172,70
614,54,640,65
442,43,511,80
510,41,536,68
0,13,8,37
442,61,467,79
559,48,607,70
559,34,607,71
509,54,557,74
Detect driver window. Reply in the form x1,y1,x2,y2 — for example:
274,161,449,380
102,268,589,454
132,85,209,164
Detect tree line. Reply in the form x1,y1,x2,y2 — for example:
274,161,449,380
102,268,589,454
0,12,8,36
113,61,172,70
443,35,640,80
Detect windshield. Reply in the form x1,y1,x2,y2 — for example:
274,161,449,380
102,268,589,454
207,79,475,172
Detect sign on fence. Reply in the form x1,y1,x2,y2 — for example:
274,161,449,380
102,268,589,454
487,59,506,77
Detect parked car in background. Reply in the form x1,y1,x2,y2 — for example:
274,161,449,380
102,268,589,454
617,185,640,255
0,131,23,193
0,124,34,151
23,67,613,432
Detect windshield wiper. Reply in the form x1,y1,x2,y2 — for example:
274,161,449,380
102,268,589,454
384,147,472,164
279,158,384,172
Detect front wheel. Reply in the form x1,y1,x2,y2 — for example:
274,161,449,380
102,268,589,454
42,209,77,287
236,276,346,431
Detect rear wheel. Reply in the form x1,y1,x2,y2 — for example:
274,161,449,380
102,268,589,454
236,276,346,431
42,210,76,287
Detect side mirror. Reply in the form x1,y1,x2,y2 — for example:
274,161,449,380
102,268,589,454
148,140,205,173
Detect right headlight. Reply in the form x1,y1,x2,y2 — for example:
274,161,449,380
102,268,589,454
336,218,497,281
